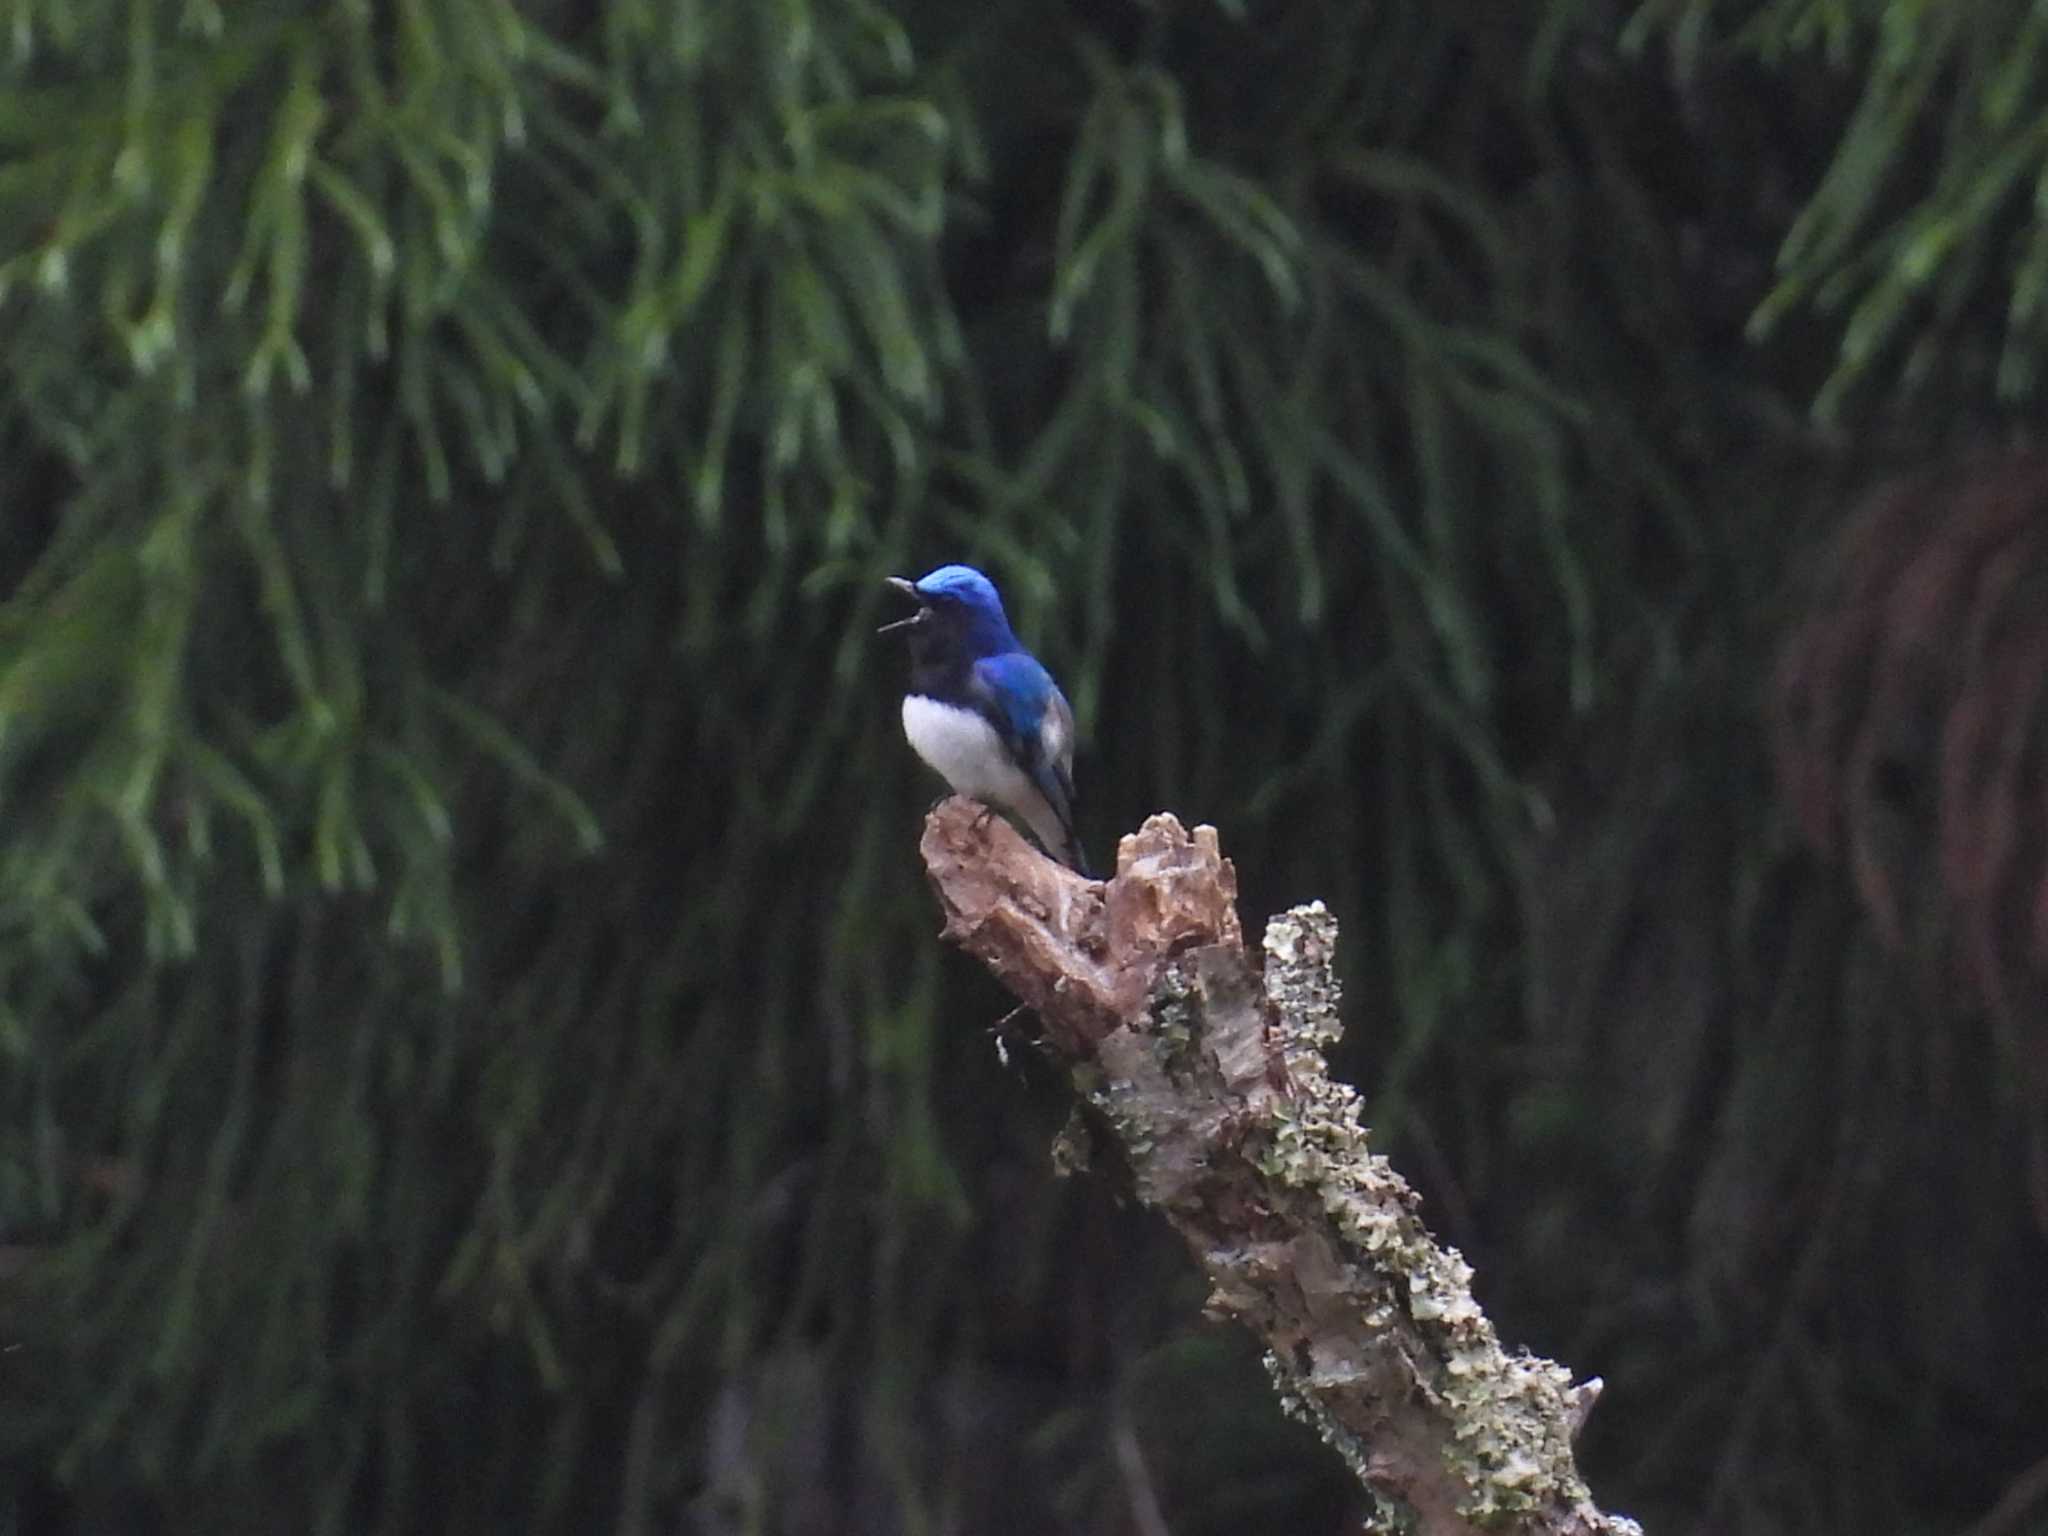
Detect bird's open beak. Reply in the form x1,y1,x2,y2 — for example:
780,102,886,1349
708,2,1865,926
877,576,925,635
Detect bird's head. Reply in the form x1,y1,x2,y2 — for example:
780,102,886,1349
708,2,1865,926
878,564,1018,655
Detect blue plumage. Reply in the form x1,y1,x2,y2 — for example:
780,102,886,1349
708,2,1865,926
879,565,1091,876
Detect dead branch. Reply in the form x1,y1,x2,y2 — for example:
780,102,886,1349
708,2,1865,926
919,799,1641,1536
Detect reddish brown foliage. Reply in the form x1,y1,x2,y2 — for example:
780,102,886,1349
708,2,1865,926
1773,452,2048,1044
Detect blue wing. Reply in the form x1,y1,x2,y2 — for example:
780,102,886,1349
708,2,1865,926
969,652,1087,872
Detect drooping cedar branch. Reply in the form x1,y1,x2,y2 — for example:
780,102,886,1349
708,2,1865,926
919,799,1640,1536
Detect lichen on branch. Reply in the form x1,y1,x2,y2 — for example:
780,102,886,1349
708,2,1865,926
918,798,1639,1536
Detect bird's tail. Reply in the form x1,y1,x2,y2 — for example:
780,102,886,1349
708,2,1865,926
1018,795,1092,877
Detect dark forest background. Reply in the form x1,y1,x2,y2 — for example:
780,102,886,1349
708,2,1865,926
3,1,2047,1532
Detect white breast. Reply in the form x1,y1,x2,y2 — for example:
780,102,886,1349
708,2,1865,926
901,694,1036,808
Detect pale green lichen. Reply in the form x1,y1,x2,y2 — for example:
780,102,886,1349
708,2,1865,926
1076,900,1637,1533
1049,1107,1092,1178
1261,1347,1375,1486
1437,1349,1593,1521
1146,974,1203,1074
1251,903,1630,1530
1263,901,1346,1065
1089,1073,1158,1160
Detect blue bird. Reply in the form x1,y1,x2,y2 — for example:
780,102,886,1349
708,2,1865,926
879,564,1091,876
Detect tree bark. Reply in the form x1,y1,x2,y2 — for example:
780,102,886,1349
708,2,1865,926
918,799,1642,1536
